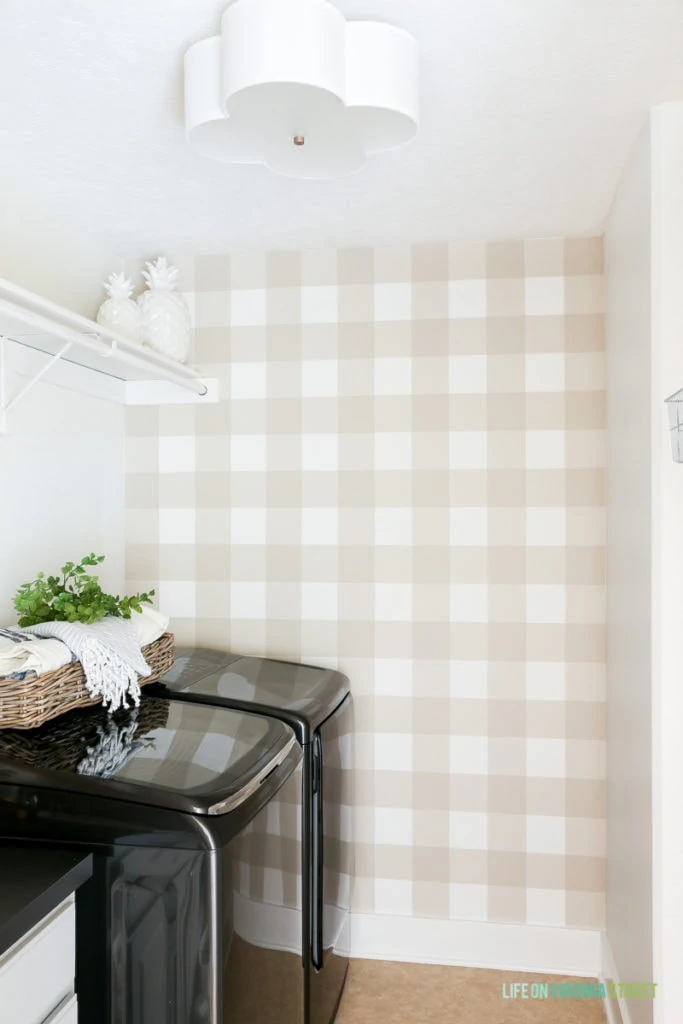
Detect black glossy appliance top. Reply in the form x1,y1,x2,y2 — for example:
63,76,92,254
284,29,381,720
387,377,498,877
149,648,350,742
0,697,295,818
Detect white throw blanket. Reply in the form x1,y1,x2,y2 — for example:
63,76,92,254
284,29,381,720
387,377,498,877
0,628,74,679
22,616,151,712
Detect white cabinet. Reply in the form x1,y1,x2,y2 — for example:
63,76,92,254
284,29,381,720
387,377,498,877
0,896,77,1024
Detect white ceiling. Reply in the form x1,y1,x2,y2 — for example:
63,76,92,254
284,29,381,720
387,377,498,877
0,0,682,305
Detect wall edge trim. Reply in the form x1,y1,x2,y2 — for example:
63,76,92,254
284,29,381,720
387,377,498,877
600,930,633,1024
349,912,602,976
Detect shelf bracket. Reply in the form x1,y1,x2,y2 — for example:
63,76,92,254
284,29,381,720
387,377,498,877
0,335,75,435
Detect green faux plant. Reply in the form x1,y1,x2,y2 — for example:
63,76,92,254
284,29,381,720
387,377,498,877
14,553,155,628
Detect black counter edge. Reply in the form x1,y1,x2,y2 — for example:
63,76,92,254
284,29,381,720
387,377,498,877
0,848,93,958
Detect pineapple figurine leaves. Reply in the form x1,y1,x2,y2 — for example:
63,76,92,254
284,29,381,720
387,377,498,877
96,272,142,343
138,257,191,363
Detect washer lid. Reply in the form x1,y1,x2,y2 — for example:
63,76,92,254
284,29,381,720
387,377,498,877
151,647,350,736
0,698,297,817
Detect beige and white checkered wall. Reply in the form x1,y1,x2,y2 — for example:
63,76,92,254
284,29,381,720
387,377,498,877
126,237,606,930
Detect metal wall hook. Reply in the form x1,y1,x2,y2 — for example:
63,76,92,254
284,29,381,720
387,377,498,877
85,331,116,357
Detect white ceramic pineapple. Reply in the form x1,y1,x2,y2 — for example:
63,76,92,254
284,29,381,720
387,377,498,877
138,257,191,363
96,272,142,342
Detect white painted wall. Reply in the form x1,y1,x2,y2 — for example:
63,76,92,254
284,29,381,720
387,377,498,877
0,341,124,622
605,101,683,1024
650,102,683,1024
605,122,653,1024
0,242,195,320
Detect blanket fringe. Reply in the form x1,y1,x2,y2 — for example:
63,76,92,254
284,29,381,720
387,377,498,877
80,638,142,712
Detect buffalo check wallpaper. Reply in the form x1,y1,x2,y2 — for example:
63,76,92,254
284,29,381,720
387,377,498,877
125,237,606,930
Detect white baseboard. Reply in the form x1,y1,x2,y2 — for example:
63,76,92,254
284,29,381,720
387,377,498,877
349,913,602,977
600,932,631,1024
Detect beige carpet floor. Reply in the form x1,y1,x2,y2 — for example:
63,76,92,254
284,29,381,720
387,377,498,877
335,960,607,1024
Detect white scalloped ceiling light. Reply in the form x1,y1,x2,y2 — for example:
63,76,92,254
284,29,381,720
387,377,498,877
184,0,419,179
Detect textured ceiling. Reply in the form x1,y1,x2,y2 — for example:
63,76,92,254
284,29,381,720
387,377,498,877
0,0,682,306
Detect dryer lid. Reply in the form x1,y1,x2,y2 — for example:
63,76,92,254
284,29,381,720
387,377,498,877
153,647,350,733
0,698,297,816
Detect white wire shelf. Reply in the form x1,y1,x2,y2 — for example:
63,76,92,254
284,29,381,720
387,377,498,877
0,277,217,430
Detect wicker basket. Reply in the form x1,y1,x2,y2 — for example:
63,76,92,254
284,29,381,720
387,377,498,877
0,632,174,730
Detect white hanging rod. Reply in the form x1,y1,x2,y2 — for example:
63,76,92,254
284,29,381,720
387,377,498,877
0,285,207,397
0,278,206,378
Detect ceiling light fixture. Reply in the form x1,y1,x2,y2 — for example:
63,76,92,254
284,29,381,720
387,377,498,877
184,0,419,180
